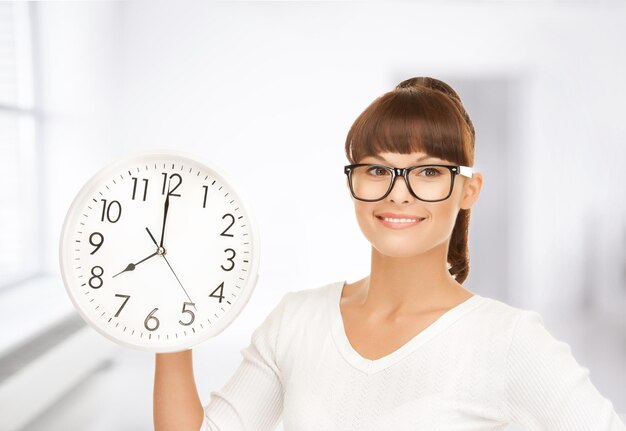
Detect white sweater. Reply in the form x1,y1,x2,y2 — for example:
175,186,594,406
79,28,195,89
200,280,626,430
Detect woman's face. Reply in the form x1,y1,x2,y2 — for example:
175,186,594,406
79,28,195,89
347,151,482,258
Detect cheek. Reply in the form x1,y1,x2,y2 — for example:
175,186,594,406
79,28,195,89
353,203,376,235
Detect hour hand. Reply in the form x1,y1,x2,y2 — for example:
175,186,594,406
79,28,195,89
146,227,159,247
112,250,159,278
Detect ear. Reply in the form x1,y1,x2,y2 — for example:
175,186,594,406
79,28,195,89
459,172,482,210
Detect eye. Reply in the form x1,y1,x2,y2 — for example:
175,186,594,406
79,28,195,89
416,167,443,177
366,166,390,177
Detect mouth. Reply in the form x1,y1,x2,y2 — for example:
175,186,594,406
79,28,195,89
375,214,426,229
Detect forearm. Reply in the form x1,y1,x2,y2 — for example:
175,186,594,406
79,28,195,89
154,349,204,431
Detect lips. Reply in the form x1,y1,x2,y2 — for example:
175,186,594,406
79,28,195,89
375,213,426,230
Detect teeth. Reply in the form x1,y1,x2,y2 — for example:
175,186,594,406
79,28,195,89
381,217,420,223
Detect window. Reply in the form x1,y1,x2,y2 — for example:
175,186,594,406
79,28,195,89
0,3,39,289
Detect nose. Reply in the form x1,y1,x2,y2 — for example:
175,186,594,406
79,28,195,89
386,171,414,203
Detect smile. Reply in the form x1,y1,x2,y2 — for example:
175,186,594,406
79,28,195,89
375,215,425,229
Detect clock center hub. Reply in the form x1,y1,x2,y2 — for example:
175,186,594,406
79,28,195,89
157,246,166,256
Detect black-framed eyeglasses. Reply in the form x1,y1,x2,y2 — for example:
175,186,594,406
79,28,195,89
343,163,474,202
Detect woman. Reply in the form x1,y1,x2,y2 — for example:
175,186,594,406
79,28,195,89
154,77,626,430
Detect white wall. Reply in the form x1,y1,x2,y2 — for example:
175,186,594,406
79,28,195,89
38,1,124,275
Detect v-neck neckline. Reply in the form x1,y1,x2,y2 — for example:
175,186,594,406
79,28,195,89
328,280,483,375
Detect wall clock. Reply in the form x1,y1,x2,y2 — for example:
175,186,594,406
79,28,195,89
59,150,260,353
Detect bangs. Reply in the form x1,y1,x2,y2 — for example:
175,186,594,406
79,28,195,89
345,87,474,166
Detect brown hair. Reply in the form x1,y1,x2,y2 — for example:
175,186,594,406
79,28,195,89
344,77,476,284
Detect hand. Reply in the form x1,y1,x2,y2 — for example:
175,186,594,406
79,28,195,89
146,227,197,311
112,249,159,278
159,179,171,248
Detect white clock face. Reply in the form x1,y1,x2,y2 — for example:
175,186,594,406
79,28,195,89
59,151,259,352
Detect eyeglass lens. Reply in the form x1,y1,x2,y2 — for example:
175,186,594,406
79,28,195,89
350,165,453,201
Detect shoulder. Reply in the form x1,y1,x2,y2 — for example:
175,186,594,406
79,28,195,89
256,280,338,337
279,280,340,314
477,297,554,349
466,295,527,335
472,297,572,368
271,281,341,367
455,295,547,360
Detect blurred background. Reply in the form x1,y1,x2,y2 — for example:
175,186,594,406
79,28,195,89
0,1,624,430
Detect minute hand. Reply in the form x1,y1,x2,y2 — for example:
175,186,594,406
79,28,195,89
145,227,197,311
159,181,171,248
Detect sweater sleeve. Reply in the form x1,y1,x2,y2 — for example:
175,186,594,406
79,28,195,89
504,309,626,430
199,292,291,431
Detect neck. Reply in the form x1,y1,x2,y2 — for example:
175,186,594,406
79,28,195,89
356,240,463,317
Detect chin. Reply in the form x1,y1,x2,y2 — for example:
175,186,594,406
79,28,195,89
370,237,431,258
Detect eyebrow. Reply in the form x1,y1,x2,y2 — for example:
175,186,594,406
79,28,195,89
370,154,439,164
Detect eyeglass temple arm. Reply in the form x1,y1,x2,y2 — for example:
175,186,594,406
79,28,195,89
458,165,473,178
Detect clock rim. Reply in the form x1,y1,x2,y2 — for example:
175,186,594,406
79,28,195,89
58,149,261,353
